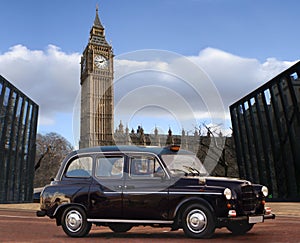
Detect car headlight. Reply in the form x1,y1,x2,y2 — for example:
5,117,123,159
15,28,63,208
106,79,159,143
261,186,268,197
224,188,232,200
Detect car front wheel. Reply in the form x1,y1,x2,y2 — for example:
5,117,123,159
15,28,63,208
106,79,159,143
61,206,92,237
227,221,254,235
181,203,216,238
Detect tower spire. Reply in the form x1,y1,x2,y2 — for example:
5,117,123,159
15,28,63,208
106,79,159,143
94,4,103,28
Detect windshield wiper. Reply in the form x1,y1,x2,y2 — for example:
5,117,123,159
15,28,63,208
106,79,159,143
170,168,189,176
170,166,207,177
182,165,206,176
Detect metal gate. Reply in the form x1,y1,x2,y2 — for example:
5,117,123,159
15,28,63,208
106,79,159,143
0,75,39,203
230,62,300,200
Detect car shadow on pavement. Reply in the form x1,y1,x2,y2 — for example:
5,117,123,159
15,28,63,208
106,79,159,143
85,228,254,241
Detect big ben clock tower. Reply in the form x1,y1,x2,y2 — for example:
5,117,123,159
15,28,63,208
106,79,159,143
80,7,114,148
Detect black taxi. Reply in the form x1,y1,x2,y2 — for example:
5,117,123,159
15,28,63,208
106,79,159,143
36,145,275,238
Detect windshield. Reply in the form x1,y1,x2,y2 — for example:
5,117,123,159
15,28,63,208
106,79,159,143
162,154,209,176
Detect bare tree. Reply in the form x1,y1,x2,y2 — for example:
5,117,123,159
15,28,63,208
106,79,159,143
197,123,238,177
34,132,73,188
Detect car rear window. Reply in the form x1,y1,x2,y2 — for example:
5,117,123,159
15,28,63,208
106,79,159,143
65,156,93,178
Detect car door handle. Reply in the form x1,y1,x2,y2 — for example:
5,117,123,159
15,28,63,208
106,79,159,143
124,185,135,189
114,185,135,190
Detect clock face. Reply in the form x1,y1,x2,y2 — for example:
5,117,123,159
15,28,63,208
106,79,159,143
94,55,108,69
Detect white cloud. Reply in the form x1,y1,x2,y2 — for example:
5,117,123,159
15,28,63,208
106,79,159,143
189,48,297,108
0,45,297,139
0,44,81,126
114,48,298,135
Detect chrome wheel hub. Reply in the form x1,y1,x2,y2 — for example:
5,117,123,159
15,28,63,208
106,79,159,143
186,209,207,233
65,210,83,233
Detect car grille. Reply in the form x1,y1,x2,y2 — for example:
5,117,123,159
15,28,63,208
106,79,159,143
240,185,257,213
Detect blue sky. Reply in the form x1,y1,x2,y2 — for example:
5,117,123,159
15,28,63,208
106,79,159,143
2,0,300,60
0,0,299,147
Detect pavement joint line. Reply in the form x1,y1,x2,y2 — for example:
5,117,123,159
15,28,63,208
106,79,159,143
0,214,38,219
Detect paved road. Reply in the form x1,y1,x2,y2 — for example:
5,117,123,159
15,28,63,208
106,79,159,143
0,208,299,242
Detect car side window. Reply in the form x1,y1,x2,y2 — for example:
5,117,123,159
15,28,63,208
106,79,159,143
65,157,92,178
95,156,124,178
129,156,164,179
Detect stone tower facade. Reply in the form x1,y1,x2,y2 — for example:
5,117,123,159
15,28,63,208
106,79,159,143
79,8,114,148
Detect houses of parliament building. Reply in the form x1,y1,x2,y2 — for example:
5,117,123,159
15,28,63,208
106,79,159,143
79,7,206,150
78,8,236,177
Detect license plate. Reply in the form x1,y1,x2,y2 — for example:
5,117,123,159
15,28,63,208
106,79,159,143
248,216,263,224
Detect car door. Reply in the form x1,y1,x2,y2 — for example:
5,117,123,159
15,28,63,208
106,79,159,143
61,155,93,206
88,154,125,219
122,153,171,220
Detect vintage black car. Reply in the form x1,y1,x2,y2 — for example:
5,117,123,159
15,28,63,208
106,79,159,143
36,145,275,238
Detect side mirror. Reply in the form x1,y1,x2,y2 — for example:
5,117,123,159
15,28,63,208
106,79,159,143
154,170,166,179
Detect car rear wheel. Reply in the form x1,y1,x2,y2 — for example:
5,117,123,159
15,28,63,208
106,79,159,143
61,206,92,237
181,203,215,238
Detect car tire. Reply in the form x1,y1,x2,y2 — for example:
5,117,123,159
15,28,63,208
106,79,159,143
61,206,92,237
108,223,133,233
227,221,254,235
181,203,215,238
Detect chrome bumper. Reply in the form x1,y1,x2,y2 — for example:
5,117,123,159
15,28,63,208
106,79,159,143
217,213,275,226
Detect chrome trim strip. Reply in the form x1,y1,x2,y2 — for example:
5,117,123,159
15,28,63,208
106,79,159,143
102,191,222,195
102,192,122,194
87,218,174,224
119,191,168,195
169,191,222,195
